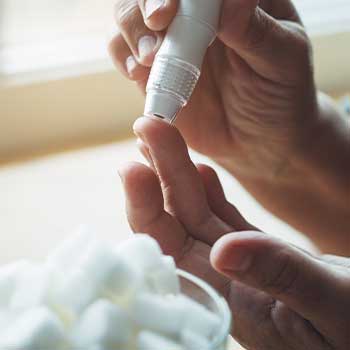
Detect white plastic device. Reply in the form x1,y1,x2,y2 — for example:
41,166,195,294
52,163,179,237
144,0,223,123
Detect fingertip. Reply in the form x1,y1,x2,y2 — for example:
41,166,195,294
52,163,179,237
108,34,151,81
143,0,179,32
210,231,266,272
136,34,163,67
196,164,221,189
133,115,178,143
210,232,236,272
196,163,218,178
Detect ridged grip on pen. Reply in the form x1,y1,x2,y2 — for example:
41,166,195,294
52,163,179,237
146,55,200,106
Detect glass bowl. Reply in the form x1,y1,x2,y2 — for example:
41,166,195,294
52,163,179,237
177,269,232,350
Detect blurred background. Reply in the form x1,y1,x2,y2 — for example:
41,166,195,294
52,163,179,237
0,1,349,264
1,0,350,161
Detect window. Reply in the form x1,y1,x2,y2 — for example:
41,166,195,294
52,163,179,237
0,0,350,78
294,0,350,34
0,0,116,77
0,0,349,163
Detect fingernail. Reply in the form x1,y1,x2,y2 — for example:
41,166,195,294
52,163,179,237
125,55,138,75
133,118,145,140
145,0,165,19
224,250,252,272
138,35,157,60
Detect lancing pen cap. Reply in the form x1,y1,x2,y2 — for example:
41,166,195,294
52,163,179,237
144,0,223,123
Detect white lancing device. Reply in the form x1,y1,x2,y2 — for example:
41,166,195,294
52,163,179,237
144,0,222,123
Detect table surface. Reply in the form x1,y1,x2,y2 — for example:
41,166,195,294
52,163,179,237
0,138,316,349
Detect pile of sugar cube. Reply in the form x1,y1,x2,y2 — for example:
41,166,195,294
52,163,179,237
0,230,221,349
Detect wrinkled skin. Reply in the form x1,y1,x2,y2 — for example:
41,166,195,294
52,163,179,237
119,118,350,350
110,0,350,256
110,0,317,180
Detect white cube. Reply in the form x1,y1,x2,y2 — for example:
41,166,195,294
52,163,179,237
115,235,163,273
10,263,59,310
138,331,184,350
78,240,141,302
53,268,100,317
132,293,184,335
71,299,131,348
0,307,67,350
181,329,211,349
147,256,180,295
0,310,18,333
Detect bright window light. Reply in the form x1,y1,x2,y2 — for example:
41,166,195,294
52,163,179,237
0,0,116,76
0,0,349,77
294,0,350,34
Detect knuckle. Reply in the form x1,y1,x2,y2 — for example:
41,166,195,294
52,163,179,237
261,250,299,296
115,0,140,29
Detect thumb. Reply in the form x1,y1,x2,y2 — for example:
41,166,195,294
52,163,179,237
219,0,309,81
210,231,349,324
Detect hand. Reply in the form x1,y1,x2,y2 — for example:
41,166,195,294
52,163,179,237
118,118,350,350
110,0,317,181
110,0,350,255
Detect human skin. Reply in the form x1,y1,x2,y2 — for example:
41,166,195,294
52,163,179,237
118,117,350,350
109,0,350,255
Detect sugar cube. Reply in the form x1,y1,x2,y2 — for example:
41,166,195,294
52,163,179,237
10,263,55,310
0,310,18,332
78,240,141,300
0,234,226,349
116,235,163,273
147,255,180,295
53,267,100,317
132,293,184,335
181,329,211,349
71,299,131,348
0,307,67,350
138,331,184,350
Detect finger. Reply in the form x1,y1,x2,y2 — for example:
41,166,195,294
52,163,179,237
196,164,256,231
109,33,150,80
211,231,350,326
219,0,310,83
133,117,233,245
115,0,162,66
138,0,179,32
118,161,187,258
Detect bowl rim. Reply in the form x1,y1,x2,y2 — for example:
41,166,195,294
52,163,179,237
176,269,232,348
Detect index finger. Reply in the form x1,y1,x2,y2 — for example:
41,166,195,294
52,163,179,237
133,116,233,245
138,0,179,32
